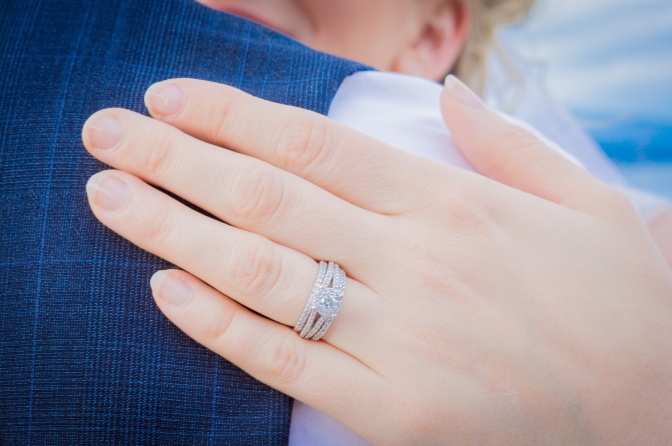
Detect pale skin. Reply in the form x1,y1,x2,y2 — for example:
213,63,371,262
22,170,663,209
194,0,470,80
78,1,671,442
82,76,672,444
196,0,672,266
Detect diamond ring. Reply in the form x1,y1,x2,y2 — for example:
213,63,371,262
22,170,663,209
294,261,345,341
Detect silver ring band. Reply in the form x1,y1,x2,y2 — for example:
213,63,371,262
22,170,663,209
294,261,345,341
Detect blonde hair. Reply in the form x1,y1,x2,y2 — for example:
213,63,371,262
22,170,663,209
452,0,535,94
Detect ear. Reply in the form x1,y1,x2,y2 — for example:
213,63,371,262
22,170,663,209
390,0,471,81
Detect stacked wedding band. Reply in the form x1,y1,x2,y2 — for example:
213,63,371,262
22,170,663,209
294,261,345,341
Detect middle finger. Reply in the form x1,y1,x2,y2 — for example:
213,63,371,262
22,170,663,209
82,108,389,273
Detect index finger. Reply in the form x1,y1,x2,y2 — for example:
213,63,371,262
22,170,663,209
143,78,444,215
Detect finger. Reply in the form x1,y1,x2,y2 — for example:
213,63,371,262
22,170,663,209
85,169,381,353
150,268,382,435
82,108,390,270
440,75,622,215
142,78,444,215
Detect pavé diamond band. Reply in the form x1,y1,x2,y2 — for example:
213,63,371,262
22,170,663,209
294,261,345,341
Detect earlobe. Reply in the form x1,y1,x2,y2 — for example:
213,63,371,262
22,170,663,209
390,0,471,81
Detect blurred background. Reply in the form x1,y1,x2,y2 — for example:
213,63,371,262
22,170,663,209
502,0,672,198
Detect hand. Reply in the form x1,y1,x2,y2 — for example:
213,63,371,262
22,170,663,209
82,76,672,445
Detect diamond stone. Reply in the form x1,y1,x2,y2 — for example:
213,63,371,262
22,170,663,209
316,288,342,317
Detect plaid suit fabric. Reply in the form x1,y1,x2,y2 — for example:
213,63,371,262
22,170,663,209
0,0,367,444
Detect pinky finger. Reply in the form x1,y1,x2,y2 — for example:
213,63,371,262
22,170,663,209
149,269,381,429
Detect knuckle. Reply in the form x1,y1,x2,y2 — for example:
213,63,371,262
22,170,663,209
276,116,332,175
486,124,546,177
208,306,238,346
260,333,307,387
228,237,283,301
438,187,496,234
139,204,177,245
228,165,284,228
207,91,239,142
143,129,177,176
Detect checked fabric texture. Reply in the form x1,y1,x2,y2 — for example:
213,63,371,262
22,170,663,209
0,0,367,444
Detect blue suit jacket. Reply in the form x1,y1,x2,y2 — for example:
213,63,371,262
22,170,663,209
0,1,366,443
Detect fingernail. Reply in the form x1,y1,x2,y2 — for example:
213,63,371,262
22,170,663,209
86,173,131,212
151,271,193,307
443,75,484,110
84,113,125,150
145,82,185,117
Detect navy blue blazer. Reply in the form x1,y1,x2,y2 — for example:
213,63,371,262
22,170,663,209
0,0,366,443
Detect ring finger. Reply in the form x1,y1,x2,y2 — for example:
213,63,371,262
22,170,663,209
85,169,380,353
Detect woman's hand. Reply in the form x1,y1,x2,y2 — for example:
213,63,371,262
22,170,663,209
82,76,672,445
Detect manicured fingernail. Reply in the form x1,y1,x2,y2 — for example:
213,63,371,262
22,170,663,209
84,113,125,150
86,173,131,212
151,271,193,307
145,82,185,117
443,75,484,109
